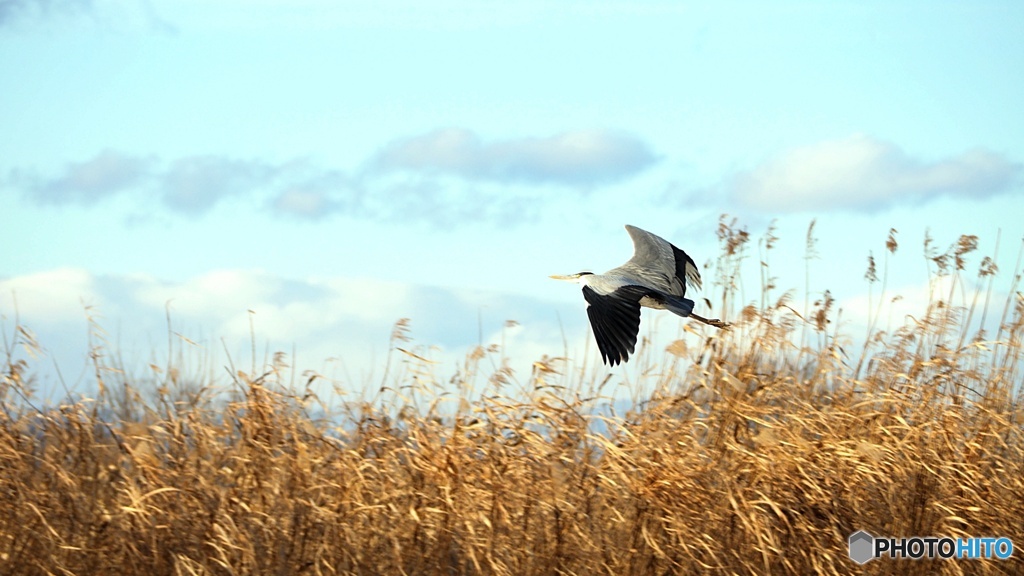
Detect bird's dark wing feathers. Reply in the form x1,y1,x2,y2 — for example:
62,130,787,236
582,284,651,366
671,244,701,295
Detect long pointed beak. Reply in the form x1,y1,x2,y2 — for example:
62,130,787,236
549,274,578,281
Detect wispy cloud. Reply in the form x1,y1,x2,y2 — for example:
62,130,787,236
23,149,152,206
0,0,175,33
367,179,544,228
7,127,654,226
13,151,346,217
0,0,92,25
269,168,356,220
161,155,273,214
730,134,1021,213
370,128,658,186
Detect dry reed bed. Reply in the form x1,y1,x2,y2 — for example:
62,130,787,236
1,223,1022,575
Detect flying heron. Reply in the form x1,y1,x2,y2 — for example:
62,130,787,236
551,224,728,366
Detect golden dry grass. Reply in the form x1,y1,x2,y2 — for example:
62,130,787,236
1,221,1022,575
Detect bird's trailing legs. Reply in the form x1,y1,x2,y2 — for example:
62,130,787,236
690,313,730,329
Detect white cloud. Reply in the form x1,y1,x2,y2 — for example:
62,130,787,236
0,0,92,25
273,187,339,219
731,134,1020,213
20,150,152,206
371,127,658,186
0,0,176,32
0,268,100,323
160,155,273,214
7,127,651,226
0,268,572,395
835,271,1013,351
14,152,348,217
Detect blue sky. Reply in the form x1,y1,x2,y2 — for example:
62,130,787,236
2,1,1022,399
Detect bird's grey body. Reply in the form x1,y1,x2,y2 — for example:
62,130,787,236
551,225,726,366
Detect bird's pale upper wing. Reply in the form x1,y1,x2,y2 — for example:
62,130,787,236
623,225,675,278
582,284,649,366
623,225,702,296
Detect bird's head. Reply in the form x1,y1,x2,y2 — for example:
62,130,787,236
549,272,593,283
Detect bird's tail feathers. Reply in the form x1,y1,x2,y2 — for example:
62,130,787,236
664,295,695,318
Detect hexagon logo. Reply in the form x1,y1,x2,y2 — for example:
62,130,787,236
849,530,874,565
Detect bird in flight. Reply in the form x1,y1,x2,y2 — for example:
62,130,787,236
551,224,728,366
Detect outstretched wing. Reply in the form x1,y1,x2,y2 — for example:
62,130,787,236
618,225,702,296
620,225,676,283
671,245,702,294
582,284,649,366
